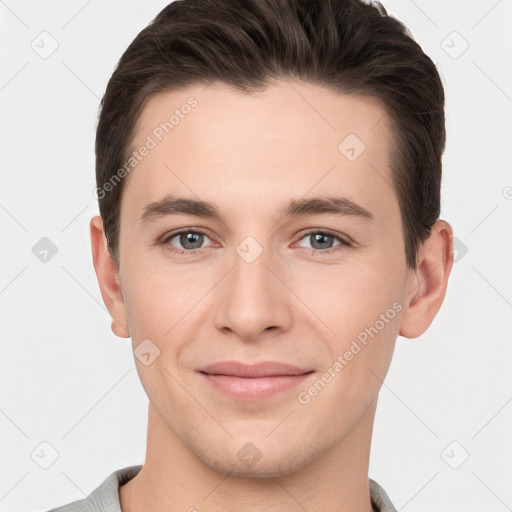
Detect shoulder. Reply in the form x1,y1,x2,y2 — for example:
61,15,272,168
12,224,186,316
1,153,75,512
369,478,398,512
44,465,143,512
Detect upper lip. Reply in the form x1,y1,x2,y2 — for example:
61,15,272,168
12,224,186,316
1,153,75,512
199,361,313,378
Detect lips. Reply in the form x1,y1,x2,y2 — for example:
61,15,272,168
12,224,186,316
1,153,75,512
197,361,314,401
198,360,312,378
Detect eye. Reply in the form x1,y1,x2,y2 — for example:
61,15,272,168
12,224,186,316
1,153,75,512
295,229,351,255
160,229,214,255
159,228,351,257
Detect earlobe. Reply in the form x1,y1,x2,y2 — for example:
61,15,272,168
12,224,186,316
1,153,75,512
111,318,130,338
90,215,130,339
399,220,454,339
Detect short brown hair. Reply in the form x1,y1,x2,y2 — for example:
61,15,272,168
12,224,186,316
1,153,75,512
95,0,445,270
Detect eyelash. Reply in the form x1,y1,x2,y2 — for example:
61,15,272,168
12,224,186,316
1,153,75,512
159,228,352,257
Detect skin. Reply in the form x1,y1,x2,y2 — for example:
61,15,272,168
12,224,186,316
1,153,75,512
90,80,453,512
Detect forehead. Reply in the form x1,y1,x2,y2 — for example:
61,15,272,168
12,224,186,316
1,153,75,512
131,80,391,155
122,80,396,220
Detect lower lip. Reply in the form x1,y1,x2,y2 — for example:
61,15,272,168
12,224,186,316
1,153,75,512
199,372,313,401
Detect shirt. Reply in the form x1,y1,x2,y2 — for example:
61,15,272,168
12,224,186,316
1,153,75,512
46,464,398,512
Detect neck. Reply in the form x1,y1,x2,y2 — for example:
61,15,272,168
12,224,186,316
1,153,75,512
120,398,378,512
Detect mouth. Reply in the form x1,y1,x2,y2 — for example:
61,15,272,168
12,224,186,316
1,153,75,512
197,361,314,401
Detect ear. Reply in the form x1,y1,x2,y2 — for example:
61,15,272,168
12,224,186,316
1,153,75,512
399,219,454,339
90,215,130,338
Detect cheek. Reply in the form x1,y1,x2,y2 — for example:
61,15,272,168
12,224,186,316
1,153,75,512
314,300,400,416
307,260,404,391
300,255,403,332
120,253,218,351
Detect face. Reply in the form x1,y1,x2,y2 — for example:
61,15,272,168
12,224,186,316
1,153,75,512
113,80,415,477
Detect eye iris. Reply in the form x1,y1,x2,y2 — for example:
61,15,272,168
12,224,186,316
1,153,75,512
310,233,333,250
180,232,203,250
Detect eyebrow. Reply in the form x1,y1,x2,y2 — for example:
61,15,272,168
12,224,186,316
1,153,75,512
139,194,374,224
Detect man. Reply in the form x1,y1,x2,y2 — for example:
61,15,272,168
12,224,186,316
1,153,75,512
48,0,453,510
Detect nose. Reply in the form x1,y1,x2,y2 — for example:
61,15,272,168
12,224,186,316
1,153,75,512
213,241,293,342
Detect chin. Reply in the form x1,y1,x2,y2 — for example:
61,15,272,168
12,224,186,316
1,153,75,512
192,438,318,479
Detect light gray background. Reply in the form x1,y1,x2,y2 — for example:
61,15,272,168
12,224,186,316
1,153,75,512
1,1,511,511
